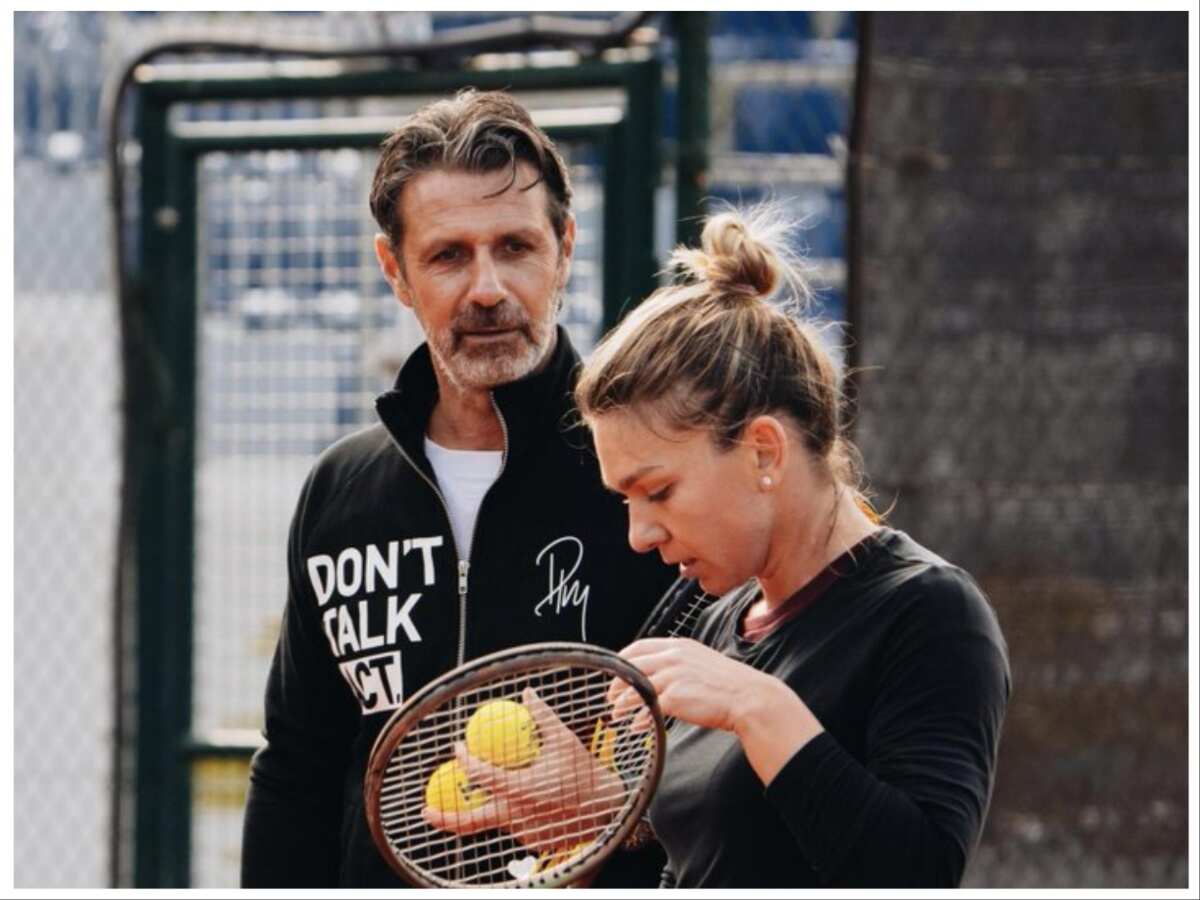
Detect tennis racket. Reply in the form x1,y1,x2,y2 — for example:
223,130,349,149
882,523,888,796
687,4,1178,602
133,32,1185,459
635,575,718,640
364,642,665,888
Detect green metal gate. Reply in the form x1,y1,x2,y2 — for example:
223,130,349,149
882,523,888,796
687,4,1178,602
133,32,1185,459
130,58,663,886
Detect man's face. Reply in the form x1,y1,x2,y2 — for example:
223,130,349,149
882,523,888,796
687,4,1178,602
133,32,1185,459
375,164,574,390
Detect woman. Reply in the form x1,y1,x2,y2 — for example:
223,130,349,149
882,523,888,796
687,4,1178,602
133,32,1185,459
577,206,1010,888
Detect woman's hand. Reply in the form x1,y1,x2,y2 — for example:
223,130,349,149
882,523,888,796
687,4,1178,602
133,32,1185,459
610,638,824,785
607,638,769,732
422,687,625,854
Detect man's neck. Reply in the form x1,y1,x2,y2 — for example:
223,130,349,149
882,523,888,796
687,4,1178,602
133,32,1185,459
423,329,560,451
426,376,505,450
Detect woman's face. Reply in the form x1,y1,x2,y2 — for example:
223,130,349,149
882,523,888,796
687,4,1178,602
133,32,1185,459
590,410,775,597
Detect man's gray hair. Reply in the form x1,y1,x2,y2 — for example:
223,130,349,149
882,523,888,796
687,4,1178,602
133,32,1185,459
369,89,573,255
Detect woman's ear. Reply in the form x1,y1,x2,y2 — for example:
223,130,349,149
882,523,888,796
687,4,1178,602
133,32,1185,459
742,415,789,490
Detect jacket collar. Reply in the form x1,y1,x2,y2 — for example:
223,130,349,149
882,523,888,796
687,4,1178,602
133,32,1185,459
374,325,583,468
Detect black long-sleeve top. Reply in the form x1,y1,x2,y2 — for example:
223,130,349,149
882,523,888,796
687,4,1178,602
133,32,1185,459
649,528,1010,888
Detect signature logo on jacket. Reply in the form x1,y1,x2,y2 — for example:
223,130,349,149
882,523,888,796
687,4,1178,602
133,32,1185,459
534,535,591,640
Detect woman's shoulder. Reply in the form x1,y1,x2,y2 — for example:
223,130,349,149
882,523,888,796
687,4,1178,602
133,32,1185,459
869,529,1005,644
852,530,1012,704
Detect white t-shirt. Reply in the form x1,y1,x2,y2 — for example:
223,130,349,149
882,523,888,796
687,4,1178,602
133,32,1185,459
424,437,504,560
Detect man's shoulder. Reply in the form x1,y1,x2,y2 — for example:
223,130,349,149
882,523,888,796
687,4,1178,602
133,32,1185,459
314,422,394,473
300,423,401,506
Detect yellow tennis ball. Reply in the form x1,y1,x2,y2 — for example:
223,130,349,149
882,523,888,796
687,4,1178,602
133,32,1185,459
465,699,540,768
425,759,489,813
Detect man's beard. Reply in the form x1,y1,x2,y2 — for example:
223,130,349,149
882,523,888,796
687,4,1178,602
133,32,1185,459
426,295,558,391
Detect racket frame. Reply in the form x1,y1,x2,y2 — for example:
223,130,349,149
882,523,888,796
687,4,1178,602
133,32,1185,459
364,641,666,889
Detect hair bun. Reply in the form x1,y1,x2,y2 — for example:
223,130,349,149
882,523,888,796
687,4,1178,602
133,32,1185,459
671,210,783,302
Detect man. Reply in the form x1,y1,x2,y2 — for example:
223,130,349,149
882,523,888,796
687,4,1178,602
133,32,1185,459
240,89,678,887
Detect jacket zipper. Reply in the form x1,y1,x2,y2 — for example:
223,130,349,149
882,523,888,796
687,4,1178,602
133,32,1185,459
456,393,509,665
382,393,509,668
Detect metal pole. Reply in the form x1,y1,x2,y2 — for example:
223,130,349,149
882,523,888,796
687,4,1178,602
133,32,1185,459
133,99,196,888
674,11,710,249
844,12,871,436
621,58,662,325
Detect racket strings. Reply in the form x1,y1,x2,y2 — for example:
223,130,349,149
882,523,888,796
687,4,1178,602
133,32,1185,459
666,592,713,637
376,662,657,887
380,667,618,749
652,591,719,735
381,791,636,859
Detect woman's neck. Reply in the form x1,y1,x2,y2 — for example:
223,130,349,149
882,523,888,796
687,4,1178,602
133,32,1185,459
755,484,878,608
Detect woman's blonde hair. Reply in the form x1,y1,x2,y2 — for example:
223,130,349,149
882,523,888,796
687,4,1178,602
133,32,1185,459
576,204,871,503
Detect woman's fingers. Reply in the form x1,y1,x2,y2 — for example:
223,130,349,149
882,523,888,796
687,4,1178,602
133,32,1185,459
609,674,666,722
423,797,503,835
627,706,654,734
522,686,588,760
522,687,565,740
617,638,760,730
455,740,513,794
609,637,693,719
618,637,674,669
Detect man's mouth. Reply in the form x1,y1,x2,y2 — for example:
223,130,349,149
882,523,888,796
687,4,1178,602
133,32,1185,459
456,327,524,347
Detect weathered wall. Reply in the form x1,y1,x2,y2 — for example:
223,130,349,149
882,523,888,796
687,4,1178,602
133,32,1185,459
854,12,1188,887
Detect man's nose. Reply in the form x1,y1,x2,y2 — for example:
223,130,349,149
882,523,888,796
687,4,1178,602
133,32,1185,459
628,508,667,555
466,250,505,307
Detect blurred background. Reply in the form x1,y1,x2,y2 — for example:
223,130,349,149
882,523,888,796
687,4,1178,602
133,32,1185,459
10,10,1190,889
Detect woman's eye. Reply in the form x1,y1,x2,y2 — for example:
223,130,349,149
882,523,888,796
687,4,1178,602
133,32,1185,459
647,485,673,503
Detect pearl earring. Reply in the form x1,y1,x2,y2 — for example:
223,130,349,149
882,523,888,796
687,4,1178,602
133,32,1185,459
760,475,773,490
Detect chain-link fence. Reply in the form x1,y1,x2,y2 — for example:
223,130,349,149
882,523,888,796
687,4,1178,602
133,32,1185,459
853,12,1189,888
15,12,431,889
703,11,855,329
14,11,123,889
10,12,643,888
14,12,855,887
16,9,1185,892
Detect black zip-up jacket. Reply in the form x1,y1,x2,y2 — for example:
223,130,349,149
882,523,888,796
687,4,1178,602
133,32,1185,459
241,328,677,887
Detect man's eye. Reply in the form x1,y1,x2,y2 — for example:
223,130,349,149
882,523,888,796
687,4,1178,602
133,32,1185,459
432,247,461,263
647,486,673,503
503,239,529,254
